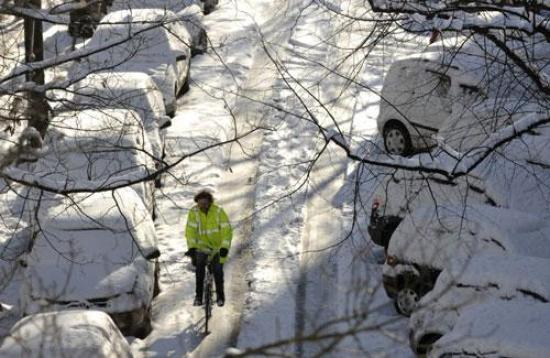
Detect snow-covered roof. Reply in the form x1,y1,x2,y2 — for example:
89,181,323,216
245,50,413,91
100,8,181,24
94,9,191,56
70,72,168,129
0,310,132,357
28,109,155,191
73,71,158,92
431,301,550,358
110,0,201,13
49,108,150,140
390,34,541,98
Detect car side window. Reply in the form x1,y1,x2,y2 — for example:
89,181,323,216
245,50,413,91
425,69,451,97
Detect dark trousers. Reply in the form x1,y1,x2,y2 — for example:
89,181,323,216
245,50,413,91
195,251,224,300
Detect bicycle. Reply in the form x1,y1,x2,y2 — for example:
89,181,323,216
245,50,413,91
202,250,216,335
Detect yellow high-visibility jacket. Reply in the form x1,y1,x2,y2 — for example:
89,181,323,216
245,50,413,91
185,204,232,263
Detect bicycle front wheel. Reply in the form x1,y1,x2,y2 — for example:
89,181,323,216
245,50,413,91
204,276,212,334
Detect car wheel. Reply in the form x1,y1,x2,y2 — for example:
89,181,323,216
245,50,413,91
151,194,157,221
416,333,443,355
192,29,207,56
133,307,152,339
68,22,79,37
383,121,412,156
154,176,163,189
153,261,161,297
203,4,214,15
180,66,191,95
394,287,419,316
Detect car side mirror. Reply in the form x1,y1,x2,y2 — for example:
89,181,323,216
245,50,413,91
159,115,172,129
176,54,187,62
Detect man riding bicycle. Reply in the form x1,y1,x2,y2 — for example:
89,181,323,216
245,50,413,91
185,190,233,307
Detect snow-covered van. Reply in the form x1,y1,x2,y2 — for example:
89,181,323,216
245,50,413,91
377,35,542,156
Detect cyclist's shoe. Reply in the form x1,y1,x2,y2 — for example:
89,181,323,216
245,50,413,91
193,296,203,306
216,297,225,307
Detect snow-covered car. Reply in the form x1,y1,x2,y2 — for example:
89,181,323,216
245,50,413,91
429,301,550,358
383,204,550,316
20,188,160,338
0,310,132,356
110,0,207,55
69,9,192,117
367,169,489,250
377,36,542,156
68,72,171,187
478,123,550,216
31,109,157,216
409,254,550,354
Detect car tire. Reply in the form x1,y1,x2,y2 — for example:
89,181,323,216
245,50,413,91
415,333,443,355
192,29,207,56
180,66,191,96
383,121,412,156
133,307,153,339
151,194,157,221
154,176,163,189
203,4,214,15
394,287,419,316
153,261,161,298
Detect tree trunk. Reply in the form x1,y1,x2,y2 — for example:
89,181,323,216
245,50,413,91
24,0,49,138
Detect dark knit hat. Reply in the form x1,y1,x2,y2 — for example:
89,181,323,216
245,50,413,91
194,190,214,203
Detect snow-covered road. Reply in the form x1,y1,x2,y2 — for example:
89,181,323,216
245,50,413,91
140,1,298,356
142,0,418,356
